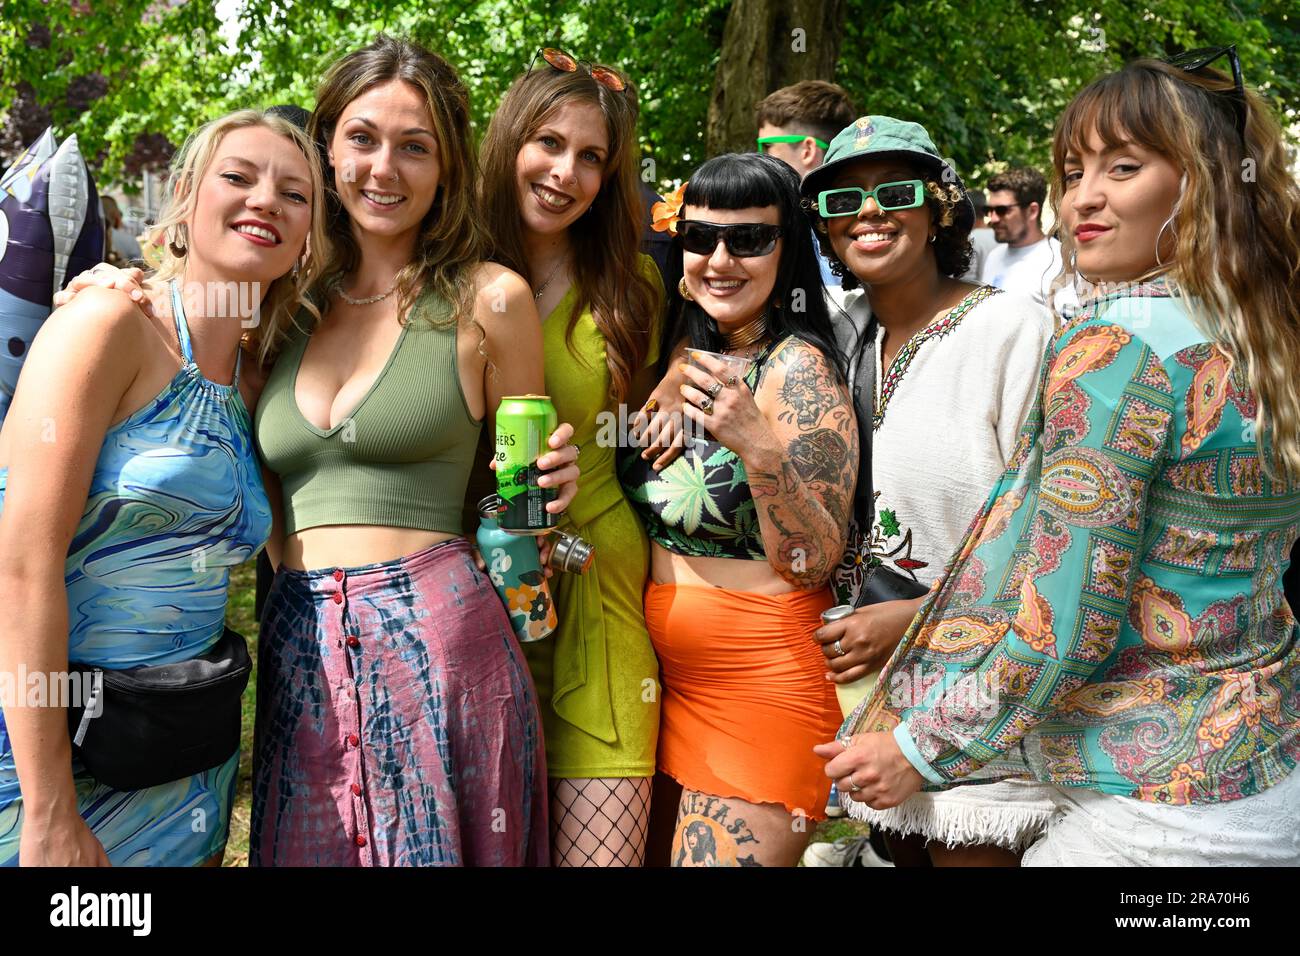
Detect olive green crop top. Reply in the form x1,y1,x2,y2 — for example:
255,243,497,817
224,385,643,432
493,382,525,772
255,292,482,536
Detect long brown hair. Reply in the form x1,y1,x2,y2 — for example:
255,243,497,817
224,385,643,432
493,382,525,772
1051,58,1300,483
149,109,328,365
309,35,484,331
479,67,660,404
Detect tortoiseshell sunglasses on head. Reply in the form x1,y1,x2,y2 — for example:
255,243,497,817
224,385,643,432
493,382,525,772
527,47,627,93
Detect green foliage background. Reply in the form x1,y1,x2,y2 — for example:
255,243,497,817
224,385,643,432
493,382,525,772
2,1,1296,189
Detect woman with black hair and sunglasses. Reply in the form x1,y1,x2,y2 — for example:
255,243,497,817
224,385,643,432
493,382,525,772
619,152,856,866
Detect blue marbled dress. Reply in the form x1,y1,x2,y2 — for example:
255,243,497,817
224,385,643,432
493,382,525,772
0,282,270,866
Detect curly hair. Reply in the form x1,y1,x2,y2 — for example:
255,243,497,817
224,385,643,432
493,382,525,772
809,168,974,287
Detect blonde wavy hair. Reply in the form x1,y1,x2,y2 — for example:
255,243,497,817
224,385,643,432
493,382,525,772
147,109,328,365
1051,57,1300,483
309,35,485,334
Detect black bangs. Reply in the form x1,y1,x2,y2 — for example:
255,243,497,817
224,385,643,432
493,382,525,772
683,153,799,210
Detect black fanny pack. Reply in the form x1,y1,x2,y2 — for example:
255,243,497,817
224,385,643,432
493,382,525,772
66,627,251,792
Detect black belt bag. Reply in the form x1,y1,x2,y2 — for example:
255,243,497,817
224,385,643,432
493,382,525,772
66,627,251,792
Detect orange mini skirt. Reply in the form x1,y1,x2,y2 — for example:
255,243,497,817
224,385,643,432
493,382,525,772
644,580,843,819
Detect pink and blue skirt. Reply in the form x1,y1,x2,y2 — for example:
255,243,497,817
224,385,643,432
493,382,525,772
250,538,548,866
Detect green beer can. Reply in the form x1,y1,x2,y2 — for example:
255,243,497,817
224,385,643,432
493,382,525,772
495,394,559,534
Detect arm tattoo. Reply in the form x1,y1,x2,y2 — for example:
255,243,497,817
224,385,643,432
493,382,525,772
749,343,857,588
789,429,848,487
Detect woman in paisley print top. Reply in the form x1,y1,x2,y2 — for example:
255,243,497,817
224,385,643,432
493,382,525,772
824,54,1300,865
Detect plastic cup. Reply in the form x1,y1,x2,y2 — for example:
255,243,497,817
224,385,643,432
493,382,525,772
686,348,753,386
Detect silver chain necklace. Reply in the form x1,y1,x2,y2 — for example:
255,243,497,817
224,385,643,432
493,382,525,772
533,257,567,301
334,274,399,306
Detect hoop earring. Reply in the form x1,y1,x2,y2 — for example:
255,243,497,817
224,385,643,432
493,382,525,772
1070,249,1099,292
928,234,937,244
677,276,693,301
1154,214,1177,269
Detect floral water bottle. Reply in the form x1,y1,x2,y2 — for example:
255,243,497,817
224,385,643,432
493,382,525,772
476,495,557,642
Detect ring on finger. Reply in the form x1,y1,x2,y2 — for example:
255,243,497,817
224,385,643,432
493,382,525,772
699,395,714,414
847,777,862,793
725,374,739,388
707,380,723,398
833,639,846,657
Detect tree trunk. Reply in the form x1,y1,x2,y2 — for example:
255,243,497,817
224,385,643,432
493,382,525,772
706,0,847,157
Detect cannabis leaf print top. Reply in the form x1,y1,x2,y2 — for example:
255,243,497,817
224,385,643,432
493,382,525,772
620,340,779,560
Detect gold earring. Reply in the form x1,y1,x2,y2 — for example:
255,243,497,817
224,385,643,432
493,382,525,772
678,276,694,301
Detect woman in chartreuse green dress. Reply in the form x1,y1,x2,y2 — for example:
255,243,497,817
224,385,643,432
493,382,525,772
479,54,665,866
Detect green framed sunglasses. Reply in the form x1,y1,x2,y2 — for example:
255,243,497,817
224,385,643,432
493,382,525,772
814,180,926,218
757,134,830,152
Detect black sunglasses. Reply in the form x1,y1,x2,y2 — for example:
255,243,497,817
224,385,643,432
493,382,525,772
986,202,1026,218
1165,45,1247,139
677,220,783,258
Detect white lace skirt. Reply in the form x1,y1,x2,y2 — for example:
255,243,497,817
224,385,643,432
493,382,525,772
1022,769,1300,866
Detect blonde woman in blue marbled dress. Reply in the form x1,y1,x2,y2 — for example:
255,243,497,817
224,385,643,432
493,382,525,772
0,109,326,866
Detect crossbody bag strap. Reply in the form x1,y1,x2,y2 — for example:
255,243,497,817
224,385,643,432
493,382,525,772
852,314,878,608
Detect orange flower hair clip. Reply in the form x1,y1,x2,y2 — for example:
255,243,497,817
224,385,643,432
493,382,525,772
650,181,688,235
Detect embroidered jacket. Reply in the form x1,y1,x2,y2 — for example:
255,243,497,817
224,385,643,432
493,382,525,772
847,284,1300,804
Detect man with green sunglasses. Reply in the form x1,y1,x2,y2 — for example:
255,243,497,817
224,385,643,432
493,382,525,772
754,81,857,294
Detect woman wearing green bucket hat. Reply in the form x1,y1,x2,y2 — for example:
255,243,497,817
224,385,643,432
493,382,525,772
804,116,1057,866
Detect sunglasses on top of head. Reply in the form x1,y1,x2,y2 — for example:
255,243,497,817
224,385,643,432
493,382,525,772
677,220,783,258
813,180,926,218
1164,44,1247,139
526,47,628,93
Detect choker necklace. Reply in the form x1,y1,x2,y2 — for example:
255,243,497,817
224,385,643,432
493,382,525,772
334,275,399,306
723,316,768,352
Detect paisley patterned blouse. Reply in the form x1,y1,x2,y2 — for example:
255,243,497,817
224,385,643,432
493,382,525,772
847,282,1300,805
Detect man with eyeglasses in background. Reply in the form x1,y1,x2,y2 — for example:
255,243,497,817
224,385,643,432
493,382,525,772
755,81,856,294
981,166,1069,309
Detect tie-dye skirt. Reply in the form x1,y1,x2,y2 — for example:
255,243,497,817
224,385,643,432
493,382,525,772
250,538,548,866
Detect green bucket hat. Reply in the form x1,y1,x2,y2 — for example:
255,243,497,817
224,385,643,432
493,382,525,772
800,114,973,228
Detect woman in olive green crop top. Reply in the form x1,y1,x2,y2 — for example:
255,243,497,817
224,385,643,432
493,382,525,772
250,39,580,867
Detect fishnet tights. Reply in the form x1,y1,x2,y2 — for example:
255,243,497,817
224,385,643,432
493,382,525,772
550,777,652,867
